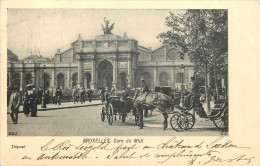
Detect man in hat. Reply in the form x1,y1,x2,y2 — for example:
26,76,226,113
56,87,62,105
87,88,93,102
72,86,78,104
8,87,21,124
184,77,199,107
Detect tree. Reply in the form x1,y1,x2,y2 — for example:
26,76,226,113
158,10,228,113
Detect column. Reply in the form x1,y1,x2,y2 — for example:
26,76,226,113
67,65,71,88
153,67,157,88
112,60,117,90
52,69,55,88
77,59,83,88
20,71,23,91
127,58,132,88
31,71,35,85
90,59,96,89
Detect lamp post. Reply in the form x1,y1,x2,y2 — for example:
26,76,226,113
41,65,47,108
224,54,228,101
180,64,185,107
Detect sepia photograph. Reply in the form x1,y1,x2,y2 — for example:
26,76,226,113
1,1,260,166
7,9,228,136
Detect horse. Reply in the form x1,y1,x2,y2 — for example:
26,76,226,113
133,91,174,130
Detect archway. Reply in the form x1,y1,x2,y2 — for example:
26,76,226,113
97,60,113,89
72,73,78,88
57,73,65,88
119,72,127,90
83,72,91,89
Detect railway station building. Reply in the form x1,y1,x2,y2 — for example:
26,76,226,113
7,24,194,92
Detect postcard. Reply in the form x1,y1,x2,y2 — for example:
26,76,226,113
1,0,260,165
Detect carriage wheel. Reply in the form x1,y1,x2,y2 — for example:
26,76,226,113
213,110,228,131
107,104,114,125
170,112,187,132
184,112,195,130
101,106,106,122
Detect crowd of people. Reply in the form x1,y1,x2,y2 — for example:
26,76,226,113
7,85,95,124
71,86,93,104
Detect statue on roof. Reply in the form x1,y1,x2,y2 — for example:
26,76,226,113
101,17,115,35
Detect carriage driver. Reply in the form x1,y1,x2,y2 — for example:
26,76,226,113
184,77,199,107
141,79,149,102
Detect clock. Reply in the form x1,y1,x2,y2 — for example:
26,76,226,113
103,42,110,47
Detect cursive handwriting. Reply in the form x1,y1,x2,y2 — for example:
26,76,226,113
107,144,139,159
29,138,256,165
157,137,192,149
203,154,255,165
21,155,32,160
41,139,73,151
207,136,251,149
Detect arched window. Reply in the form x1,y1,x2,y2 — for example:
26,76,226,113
72,73,78,88
57,73,65,88
159,72,169,86
176,72,185,83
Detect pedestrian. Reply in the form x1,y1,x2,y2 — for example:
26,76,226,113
8,87,21,124
56,87,62,105
45,89,50,104
80,87,85,104
37,87,43,104
100,88,106,102
111,86,115,96
87,89,93,102
52,87,57,104
72,86,78,104
23,89,30,116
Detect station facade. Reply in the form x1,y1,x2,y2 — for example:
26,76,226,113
7,30,194,92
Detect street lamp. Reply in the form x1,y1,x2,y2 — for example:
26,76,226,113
224,54,228,101
180,64,185,107
41,65,47,108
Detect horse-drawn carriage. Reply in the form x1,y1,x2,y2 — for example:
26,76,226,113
171,95,228,132
100,88,228,132
100,93,133,125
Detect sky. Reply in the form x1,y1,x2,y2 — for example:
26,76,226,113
8,9,185,59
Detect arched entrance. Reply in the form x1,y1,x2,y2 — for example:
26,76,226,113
83,72,91,89
97,60,113,89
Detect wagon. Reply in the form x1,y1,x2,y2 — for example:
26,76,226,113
100,95,133,125
170,96,229,132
